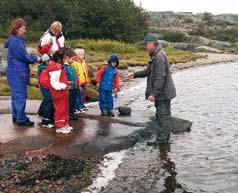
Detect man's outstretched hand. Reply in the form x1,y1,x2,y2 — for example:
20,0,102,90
148,95,155,102
127,72,134,79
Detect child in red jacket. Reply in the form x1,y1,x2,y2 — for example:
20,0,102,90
37,54,54,128
48,49,73,134
96,54,119,116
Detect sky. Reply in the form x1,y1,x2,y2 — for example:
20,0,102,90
133,0,238,14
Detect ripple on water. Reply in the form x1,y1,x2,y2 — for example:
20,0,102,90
171,63,238,193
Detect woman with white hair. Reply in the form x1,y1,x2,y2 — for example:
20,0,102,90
38,21,65,55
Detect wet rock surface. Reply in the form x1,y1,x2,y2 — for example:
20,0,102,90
0,113,192,157
97,143,187,193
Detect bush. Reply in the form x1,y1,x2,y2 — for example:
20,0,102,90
162,31,188,43
185,18,194,24
189,27,238,43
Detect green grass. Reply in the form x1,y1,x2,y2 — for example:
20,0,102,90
164,47,206,64
0,76,42,100
28,86,42,100
67,39,139,53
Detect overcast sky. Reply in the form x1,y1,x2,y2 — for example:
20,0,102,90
133,0,238,14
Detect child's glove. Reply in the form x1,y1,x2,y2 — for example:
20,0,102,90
127,72,134,79
78,86,83,92
114,92,118,98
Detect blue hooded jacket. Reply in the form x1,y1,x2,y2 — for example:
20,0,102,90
4,35,36,73
100,64,118,91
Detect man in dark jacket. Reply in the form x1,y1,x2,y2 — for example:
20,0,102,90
128,34,176,145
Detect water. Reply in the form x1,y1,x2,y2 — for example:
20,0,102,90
87,63,238,193
171,63,238,193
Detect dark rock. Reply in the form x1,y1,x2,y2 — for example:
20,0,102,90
170,117,192,133
149,117,192,134
174,43,196,51
79,117,192,156
118,106,132,115
0,167,12,179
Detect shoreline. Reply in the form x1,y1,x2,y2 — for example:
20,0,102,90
170,53,238,72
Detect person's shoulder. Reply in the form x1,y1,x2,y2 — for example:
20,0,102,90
63,63,70,69
102,64,108,69
38,63,46,68
72,61,80,66
114,68,119,73
48,61,61,71
10,35,21,43
156,50,168,64
42,31,51,39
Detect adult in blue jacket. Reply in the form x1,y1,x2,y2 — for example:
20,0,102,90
4,18,40,126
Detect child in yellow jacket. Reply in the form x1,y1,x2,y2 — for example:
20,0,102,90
72,47,90,112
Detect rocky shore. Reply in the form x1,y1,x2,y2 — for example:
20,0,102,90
0,153,101,193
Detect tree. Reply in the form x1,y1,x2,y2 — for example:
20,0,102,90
0,0,149,42
202,12,214,26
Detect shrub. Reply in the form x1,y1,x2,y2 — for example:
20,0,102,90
189,27,238,43
162,31,188,43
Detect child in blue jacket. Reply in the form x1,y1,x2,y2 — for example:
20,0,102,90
96,54,119,116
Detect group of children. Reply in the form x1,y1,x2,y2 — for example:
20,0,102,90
37,47,120,134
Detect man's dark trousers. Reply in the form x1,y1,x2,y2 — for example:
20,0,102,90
155,99,171,143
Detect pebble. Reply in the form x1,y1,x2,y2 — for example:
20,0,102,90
34,186,41,192
56,180,62,185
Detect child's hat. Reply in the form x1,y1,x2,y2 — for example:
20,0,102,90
108,53,119,65
41,54,51,62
